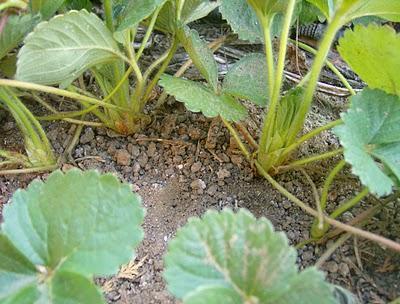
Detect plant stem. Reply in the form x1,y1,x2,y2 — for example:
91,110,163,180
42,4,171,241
281,119,342,159
103,0,114,32
287,16,343,144
222,119,400,252
0,164,58,175
136,6,162,60
330,188,369,219
320,160,346,211
0,79,128,111
140,38,179,109
289,38,356,96
261,0,296,155
280,148,343,170
0,0,27,11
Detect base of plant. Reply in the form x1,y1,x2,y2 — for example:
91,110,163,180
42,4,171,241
109,113,151,135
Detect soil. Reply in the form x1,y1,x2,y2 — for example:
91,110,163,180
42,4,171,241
1,22,399,304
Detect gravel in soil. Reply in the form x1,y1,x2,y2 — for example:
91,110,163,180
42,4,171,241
1,95,399,303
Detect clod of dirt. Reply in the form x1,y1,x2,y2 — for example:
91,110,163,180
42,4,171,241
115,149,131,166
80,128,95,144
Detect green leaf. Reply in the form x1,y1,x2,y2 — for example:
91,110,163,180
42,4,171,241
334,88,400,197
180,0,220,25
16,10,122,87
64,0,93,11
222,53,268,106
30,0,66,20
246,0,289,18
2,169,145,276
115,0,167,32
164,209,337,303
50,271,105,304
338,24,400,96
178,26,218,92
0,234,38,303
159,75,247,121
306,0,400,24
220,0,262,42
0,14,38,60
155,0,219,34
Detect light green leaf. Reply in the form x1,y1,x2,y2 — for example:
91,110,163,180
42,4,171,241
2,169,145,276
306,0,400,24
50,271,105,304
338,24,400,96
334,88,400,197
159,75,247,121
16,10,122,87
0,14,38,60
30,0,66,19
222,53,268,106
178,26,218,92
220,0,262,42
115,0,167,32
164,209,337,303
246,0,290,18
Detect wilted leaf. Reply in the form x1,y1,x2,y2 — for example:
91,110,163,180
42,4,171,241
164,209,337,303
0,14,38,60
222,53,268,106
334,89,400,197
159,75,247,121
16,10,122,87
0,169,145,303
338,24,400,96
178,26,218,91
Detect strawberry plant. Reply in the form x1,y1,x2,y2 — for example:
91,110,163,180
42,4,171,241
0,0,219,135
0,169,144,303
160,0,400,242
164,209,357,303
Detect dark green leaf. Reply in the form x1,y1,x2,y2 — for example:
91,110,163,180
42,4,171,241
334,88,400,196
338,24,400,96
159,75,247,121
222,53,268,106
16,10,122,87
178,26,218,91
164,209,337,303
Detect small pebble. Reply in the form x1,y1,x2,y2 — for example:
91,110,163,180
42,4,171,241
191,179,206,190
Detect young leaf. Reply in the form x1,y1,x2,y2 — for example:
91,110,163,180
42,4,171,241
222,53,268,106
334,88,400,197
155,0,219,34
178,26,219,92
338,24,400,96
306,0,400,24
220,0,262,42
115,0,167,32
16,10,122,87
164,209,337,303
159,75,247,121
0,169,144,303
0,14,38,60
30,0,66,20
